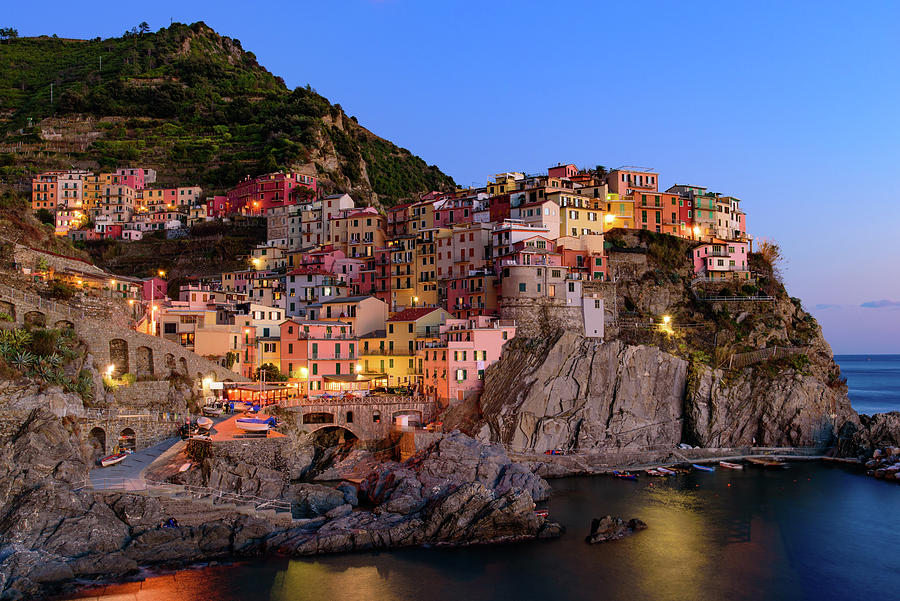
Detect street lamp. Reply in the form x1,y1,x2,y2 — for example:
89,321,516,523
412,296,419,307
355,363,363,373
105,364,115,378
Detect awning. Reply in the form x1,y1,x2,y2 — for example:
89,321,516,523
323,373,388,383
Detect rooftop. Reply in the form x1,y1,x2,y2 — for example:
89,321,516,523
387,307,441,322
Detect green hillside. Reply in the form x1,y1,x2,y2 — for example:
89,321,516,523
0,22,455,205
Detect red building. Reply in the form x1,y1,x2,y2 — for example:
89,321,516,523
226,172,317,216
488,193,511,223
207,195,229,218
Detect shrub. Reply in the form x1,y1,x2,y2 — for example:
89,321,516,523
47,280,77,300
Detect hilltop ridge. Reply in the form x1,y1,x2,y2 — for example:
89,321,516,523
0,22,455,205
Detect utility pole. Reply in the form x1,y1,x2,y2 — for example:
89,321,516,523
99,55,102,72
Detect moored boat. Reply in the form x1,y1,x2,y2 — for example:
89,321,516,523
719,461,744,470
99,452,128,467
612,470,637,480
202,404,224,416
645,469,665,477
196,416,213,430
235,416,277,432
692,463,715,472
178,462,192,472
747,457,788,469
656,467,677,476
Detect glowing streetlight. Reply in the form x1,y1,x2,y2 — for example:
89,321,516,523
663,315,671,325
604,214,616,224
692,226,701,237
158,270,166,278
105,364,115,378
355,363,363,373
202,377,213,388
299,367,308,378
109,279,116,287
412,296,419,306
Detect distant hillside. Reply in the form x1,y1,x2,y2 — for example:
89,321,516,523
0,22,455,206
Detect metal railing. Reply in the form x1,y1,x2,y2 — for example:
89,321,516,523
0,282,87,320
80,408,196,423
729,346,809,369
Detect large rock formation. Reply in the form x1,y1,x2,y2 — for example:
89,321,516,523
477,331,857,454
478,334,687,452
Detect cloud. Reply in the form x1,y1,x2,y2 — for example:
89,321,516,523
814,304,843,310
860,300,900,309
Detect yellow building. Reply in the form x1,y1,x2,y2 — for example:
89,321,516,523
605,193,635,230
407,200,435,235
414,228,442,307
359,306,451,387
330,208,386,258
487,172,523,196
548,191,607,237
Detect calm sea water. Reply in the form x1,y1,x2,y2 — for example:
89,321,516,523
63,463,900,601
835,355,900,415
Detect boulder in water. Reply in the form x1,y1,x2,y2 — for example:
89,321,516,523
585,515,647,544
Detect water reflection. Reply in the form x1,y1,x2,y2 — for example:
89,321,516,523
59,464,900,601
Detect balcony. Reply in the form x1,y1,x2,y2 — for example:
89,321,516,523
707,249,730,257
310,352,357,360
359,348,415,357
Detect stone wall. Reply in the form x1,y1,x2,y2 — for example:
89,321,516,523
0,285,246,387
283,396,437,441
78,413,185,455
12,245,105,277
500,298,584,338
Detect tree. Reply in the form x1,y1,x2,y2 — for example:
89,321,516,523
292,185,316,202
594,165,608,178
254,363,287,382
35,208,54,225
0,27,18,42
138,22,150,35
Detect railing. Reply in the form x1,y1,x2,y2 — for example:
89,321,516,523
80,408,196,423
0,282,87,320
359,348,414,357
702,295,774,302
729,346,809,369
310,353,356,360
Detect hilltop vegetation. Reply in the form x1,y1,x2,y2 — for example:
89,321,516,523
0,22,455,205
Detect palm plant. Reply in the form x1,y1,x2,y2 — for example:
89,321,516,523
10,350,36,371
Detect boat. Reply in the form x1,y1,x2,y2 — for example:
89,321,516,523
99,452,128,467
178,462,192,473
235,416,277,432
196,416,213,430
656,467,677,476
612,470,637,480
189,434,211,441
230,401,251,412
534,509,549,518
202,404,224,416
747,457,788,469
719,461,744,470
692,463,715,472
645,469,666,477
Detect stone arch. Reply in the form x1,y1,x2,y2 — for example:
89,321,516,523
372,410,382,423
309,425,359,446
108,339,129,376
165,353,176,374
24,310,46,327
178,357,188,374
135,346,154,378
87,427,106,457
54,319,74,330
118,427,136,452
303,411,334,425
0,301,14,321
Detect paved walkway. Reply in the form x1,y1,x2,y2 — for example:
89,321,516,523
89,437,181,490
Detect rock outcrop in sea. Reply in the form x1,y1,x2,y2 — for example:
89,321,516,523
585,516,647,543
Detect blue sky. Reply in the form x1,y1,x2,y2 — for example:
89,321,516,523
8,1,900,353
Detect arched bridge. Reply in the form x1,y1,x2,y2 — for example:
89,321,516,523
281,395,437,441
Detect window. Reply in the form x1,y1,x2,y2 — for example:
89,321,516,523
456,369,467,381
312,363,318,375
164,323,177,334
518,283,526,292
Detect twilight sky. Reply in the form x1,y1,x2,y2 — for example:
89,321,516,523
8,1,900,353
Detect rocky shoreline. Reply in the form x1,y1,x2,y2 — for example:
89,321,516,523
0,413,558,600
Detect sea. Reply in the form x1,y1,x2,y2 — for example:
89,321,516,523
58,355,900,601
835,354,900,415
61,463,900,601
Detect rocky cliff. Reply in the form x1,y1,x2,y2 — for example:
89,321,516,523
474,233,859,454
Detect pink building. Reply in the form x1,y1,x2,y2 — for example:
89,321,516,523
548,163,578,179
207,195,229,218
142,276,168,301
433,196,475,228
420,316,516,407
692,239,751,280
280,319,358,396
435,223,491,280
227,172,317,216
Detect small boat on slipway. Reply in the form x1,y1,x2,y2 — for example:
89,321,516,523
612,470,637,480
747,457,788,469
202,404,224,416
719,461,744,470
99,452,129,467
235,416,278,432
692,463,715,472
655,467,677,476
196,416,213,431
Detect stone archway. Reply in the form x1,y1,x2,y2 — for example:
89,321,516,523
303,412,335,425
109,339,129,376
54,320,74,330
118,427,136,452
135,346,154,379
178,357,188,374
309,425,359,447
0,301,15,322
24,311,46,327
87,427,106,457
165,353,176,374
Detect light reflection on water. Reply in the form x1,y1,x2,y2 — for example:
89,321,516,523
60,464,900,601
